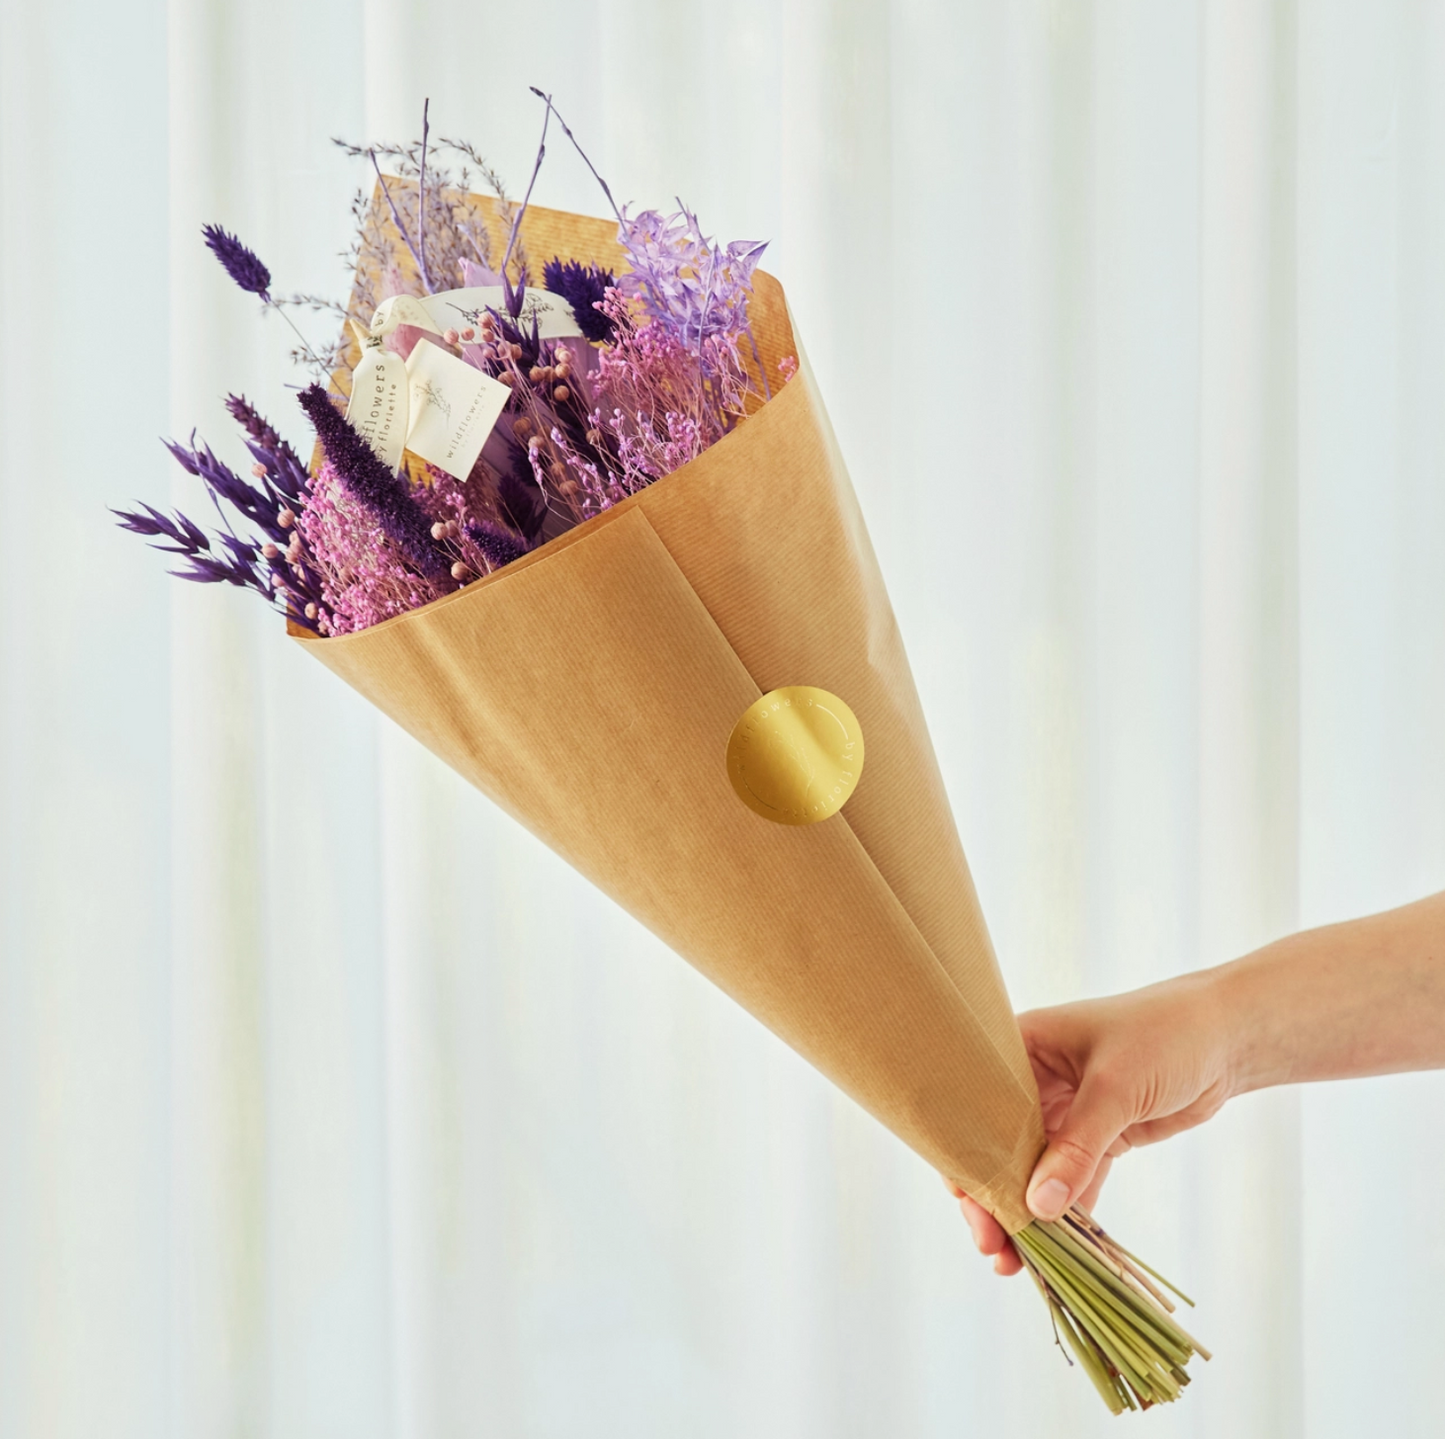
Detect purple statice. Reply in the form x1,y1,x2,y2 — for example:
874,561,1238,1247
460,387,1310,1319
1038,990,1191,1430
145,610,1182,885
297,384,451,581
542,258,616,344
201,224,272,299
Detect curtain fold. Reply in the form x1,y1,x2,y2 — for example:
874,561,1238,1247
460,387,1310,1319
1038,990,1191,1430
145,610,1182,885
2,2,1442,1435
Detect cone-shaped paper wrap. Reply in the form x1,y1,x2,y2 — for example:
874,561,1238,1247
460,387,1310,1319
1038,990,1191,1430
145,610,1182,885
299,201,1046,1233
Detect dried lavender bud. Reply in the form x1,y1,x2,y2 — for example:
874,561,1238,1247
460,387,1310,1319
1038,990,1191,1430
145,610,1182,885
201,224,272,300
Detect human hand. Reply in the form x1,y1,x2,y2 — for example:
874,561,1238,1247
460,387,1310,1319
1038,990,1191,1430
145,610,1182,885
947,969,1238,1275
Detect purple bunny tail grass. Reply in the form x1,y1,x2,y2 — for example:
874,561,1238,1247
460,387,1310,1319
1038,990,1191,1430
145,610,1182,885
466,520,530,572
296,384,450,580
201,224,272,299
542,258,616,344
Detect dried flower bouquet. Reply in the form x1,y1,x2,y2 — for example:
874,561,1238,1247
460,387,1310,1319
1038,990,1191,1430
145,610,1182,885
117,93,1207,1413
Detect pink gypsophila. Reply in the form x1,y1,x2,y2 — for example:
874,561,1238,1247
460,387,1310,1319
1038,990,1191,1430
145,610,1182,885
297,460,451,634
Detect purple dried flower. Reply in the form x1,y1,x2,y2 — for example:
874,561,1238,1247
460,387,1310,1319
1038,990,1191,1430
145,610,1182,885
296,384,451,581
466,520,530,571
112,503,211,555
542,258,616,344
169,553,256,587
201,224,272,300
616,205,765,353
165,435,288,543
297,460,448,634
497,446,547,543
225,394,308,503
114,502,266,596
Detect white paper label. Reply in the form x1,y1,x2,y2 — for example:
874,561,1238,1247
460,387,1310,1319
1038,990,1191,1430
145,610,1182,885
369,287,583,343
402,341,510,480
345,328,409,473
368,294,440,337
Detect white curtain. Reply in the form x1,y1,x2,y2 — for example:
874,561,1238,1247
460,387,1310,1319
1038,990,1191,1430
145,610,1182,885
3,1,1443,1434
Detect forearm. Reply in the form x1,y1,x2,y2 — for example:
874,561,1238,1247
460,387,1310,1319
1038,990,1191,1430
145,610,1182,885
1216,889,1445,1094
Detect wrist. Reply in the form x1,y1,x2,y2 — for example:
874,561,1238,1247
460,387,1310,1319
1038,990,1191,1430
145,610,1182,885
1207,946,1297,1097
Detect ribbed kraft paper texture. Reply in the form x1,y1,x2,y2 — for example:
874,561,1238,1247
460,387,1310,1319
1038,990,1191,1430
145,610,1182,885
300,199,1046,1231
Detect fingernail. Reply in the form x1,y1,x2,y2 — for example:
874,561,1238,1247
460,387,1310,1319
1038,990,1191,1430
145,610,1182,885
1028,1177,1070,1220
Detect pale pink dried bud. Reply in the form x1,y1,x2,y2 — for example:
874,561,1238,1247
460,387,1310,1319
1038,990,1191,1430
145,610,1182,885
498,370,516,386
430,522,447,540
251,462,268,479
511,417,532,437
304,603,318,620
445,519,460,538
261,542,281,560
461,327,475,340
277,508,295,529
557,478,579,497
553,385,570,404
450,562,472,582
509,343,523,361
529,366,546,383
585,428,602,446
443,328,460,345
527,436,544,453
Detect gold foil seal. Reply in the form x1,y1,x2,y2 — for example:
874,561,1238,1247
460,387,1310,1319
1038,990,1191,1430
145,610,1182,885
726,686,865,825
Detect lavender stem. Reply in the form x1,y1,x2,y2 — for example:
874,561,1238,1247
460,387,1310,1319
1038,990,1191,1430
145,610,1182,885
417,97,432,293
369,149,434,294
269,301,345,388
529,88,623,226
501,96,551,282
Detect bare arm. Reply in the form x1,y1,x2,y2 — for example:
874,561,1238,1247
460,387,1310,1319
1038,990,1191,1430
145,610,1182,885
1221,889,1445,1088
954,889,1445,1275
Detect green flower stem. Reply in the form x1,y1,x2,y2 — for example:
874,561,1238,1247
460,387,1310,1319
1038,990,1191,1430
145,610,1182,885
1011,1208,1209,1413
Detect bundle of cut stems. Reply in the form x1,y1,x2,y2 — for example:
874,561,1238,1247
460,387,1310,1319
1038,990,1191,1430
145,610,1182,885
1014,1207,1211,1413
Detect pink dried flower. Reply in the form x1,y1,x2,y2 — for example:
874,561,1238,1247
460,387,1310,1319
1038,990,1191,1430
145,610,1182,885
296,461,452,635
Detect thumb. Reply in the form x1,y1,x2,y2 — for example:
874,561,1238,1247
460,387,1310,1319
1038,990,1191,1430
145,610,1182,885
1025,1071,1135,1222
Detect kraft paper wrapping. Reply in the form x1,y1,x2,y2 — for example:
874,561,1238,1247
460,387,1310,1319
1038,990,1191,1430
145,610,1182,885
300,198,1046,1232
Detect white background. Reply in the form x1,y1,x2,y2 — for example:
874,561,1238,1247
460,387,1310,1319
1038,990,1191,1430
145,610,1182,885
2,1,1444,1435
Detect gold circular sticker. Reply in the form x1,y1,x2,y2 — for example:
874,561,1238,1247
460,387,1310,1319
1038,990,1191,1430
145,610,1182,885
726,686,865,826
